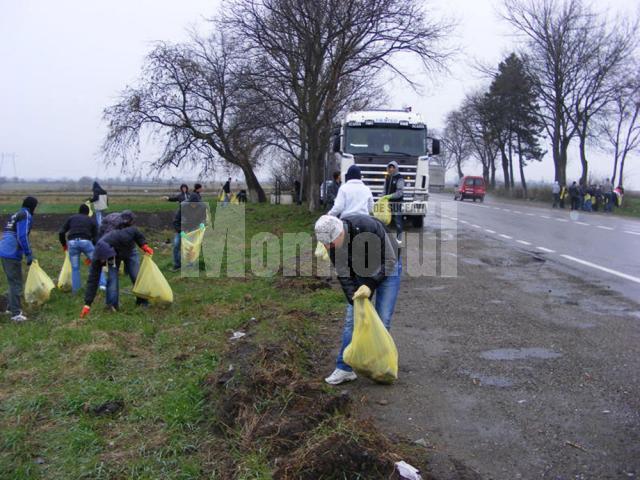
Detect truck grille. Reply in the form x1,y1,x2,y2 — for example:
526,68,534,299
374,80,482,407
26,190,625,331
355,163,418,200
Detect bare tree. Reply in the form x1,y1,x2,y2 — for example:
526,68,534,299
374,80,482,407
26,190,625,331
602,74,640,187
224,0,453,210
502,0,593,185
103,34,269,202
443,110,472,179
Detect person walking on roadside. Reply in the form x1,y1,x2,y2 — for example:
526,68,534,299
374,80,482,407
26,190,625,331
164,184,189,203
552,181,561,208
328,165,373,219
315,214,400,385
603,178,614,213
325,171,342,211
382,161,404,244
0,197,37,322
80,214,153,317
221,178,231,206
88,181,108,226
58,204,98,293
569,181,580,211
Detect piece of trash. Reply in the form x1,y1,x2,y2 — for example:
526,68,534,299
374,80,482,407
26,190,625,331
229,331,246,340
602,410,611,414
413,438,428,447
33,457,45,465
376,399,389,406
395,460,423,480
517,399,527,404
565,440,588,452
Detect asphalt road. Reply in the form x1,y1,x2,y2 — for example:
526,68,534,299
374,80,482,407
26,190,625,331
430,193,640,303
327,194,640,479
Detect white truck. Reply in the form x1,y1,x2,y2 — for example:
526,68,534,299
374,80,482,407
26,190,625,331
330,109,440,228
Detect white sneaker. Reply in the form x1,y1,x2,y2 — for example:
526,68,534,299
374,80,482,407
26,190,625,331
99,285,106,292
396,239,403,246
3,310,11,315
11,312,28,322
325,368,357,385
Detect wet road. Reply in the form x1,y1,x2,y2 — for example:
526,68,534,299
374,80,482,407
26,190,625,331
429,193,640,303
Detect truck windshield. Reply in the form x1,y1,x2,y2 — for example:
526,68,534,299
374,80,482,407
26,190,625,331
344,126,426,157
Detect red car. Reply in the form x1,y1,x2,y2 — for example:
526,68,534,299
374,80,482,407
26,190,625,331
454,176,486,202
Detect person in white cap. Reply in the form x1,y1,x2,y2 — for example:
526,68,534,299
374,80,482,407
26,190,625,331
315,214,401,385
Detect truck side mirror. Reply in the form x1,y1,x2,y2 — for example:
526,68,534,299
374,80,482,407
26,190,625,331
431,139,441,156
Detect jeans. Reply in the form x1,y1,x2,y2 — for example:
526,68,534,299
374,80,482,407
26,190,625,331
68,239,94,293
552,193,560,208
222,193,230,206
1,258,23,315
173,233,181,269
106,249,148,308
604,193,613,212
95,210,103,226
392,213,403,241
336,260,402,372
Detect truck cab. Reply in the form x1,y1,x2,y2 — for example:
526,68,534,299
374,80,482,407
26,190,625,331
330,109,440,228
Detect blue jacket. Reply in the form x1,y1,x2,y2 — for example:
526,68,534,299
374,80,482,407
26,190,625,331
0,207,33,261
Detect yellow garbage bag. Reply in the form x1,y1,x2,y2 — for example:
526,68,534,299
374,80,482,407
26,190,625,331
218,191,225,201
314,241,330,262
132,255,173,303
181,227,205,264
373,197,392,225
57,252,72,290
343,298,398,384
25,260,56,304
230,193,240,205
84,200,94,217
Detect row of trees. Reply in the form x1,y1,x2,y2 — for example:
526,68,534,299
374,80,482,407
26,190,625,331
443,0,639,193
103,0,452,209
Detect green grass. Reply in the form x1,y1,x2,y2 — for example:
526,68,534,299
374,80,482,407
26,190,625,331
0,195,189,214
0,202,342,479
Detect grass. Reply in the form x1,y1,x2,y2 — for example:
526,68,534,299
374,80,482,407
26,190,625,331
0,201,345,479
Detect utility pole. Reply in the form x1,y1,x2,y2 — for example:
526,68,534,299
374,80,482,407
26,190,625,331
0,152,18,178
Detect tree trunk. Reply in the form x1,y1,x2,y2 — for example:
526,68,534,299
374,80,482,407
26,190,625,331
578,133,588,186
611,146,620,187
456,157,464,179
500,147,510,190
618,152,627,187
508,135,514,191
558,136,570,186
239,161,266,203
305,133,323,211
490,155,496,189
517,135,527,198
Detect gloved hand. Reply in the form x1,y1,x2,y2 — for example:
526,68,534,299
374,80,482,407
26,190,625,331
80,305,91,318
26,255,34,266
141,244,154,256
382,195,393,200
199,223,205,230
353,284,372,300
180,231,187,238
62,244,68,252
84,258,92,266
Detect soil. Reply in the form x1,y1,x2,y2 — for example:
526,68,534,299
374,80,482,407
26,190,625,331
31,212,175,232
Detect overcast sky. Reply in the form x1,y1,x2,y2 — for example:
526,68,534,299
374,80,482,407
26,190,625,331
0,0,637,187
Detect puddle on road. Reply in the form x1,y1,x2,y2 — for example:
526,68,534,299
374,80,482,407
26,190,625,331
480,348,562,360
462,370,514,387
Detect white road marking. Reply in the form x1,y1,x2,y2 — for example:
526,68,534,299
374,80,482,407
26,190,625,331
472,224,481,228
537,247,555,253
541,215,551,219
517,240,532,246
597,225,614,231
526,213,536,216
576,222,590,226
556,218,568,222
493,207,501,210
499,234,513,239
561,255,640,284
485,229,496,234
624,230,640,236
514,210,522,214
459,220,469,224
502,208,511,212
451,217,458,221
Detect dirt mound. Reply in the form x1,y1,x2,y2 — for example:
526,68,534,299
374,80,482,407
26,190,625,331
202,329,423,479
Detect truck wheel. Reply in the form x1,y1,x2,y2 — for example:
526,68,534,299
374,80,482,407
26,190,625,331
473,197,477,202
480,196,484,203
411,216,424,229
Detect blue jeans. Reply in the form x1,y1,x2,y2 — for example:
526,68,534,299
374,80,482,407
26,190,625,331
604,193,613,212
173,233,181,269
106,249,147,308
336,260,402,372
68,239,95,293
95,210,103,226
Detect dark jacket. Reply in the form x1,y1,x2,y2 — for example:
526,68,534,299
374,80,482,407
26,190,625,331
326,180,340,206
329,215,398,304
384,173,404,202
89,182,107,202
98,212,130,238
0,208,33,261
58,214,98,246
95,226,146,260
168,185,190,202
173,200,207,233
223,181,231,194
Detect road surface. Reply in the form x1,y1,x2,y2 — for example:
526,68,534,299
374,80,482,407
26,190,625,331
326,193,640,479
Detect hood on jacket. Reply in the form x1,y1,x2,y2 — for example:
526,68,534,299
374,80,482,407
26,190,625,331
345,165,361,182
92,181,107,194
387,161,399,172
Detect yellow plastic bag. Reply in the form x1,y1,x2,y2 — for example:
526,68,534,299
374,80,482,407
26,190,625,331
230,193,240,205
373,197,392,225
343,298,398,384
25,260,56,304
132,255,173,303
84,200,94,217
218,191,225,201
181,227,205,264
57,252,72,290
314,241,330,262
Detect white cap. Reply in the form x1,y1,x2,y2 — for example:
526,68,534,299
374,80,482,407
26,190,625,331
315,215,344,244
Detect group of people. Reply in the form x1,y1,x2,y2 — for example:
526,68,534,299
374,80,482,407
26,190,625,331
315,160,406,385
552,179,624,213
